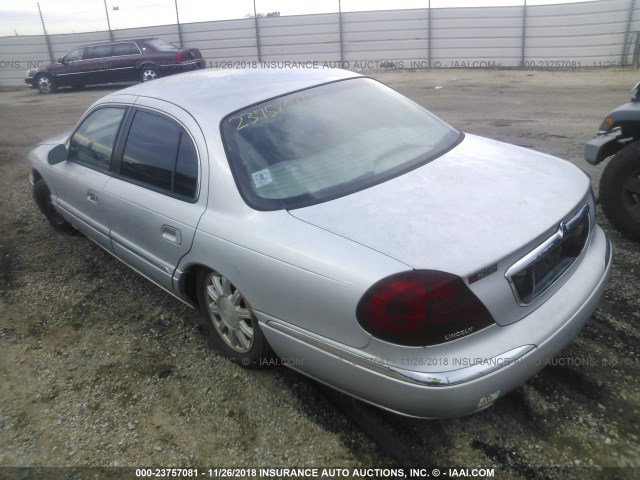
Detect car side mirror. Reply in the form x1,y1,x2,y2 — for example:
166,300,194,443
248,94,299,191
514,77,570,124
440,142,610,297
57,57,65,64
48,144,67,165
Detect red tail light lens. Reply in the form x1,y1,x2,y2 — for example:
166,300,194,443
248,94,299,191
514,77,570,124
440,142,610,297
356,270,495,346
176,51,184,63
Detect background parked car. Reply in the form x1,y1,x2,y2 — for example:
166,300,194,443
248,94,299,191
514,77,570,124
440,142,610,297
25,38,205,94
585,82,640,241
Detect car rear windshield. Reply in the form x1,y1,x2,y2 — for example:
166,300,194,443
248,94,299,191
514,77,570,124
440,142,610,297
145,39,178,51
221,77,462,210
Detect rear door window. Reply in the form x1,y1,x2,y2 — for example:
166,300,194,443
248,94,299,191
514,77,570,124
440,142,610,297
119,110,198,199
112,42,140,56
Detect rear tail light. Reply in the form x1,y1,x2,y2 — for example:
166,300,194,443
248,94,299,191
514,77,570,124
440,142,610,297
356,270,495,346
176,51,184,63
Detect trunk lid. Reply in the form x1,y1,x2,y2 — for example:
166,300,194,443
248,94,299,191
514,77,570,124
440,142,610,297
289,134,591,324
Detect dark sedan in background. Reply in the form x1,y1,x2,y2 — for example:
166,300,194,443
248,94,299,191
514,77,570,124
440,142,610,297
25,38,205,93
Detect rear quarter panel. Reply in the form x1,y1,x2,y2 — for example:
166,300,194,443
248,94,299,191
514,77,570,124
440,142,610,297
184,209,410,348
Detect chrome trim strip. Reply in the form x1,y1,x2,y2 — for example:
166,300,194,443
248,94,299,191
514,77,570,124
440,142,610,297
56,66,136,77
390,345,534,385
266,320,534,387
56,62,201,78
505,204,591,306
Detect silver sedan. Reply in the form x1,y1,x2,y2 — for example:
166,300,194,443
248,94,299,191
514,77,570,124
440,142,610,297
28,68,612,418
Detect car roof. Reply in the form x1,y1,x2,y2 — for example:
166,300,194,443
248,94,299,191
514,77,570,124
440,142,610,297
106,68,362,120
68,38,155,50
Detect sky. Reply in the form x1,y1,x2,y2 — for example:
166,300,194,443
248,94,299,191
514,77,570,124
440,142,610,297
1,0,603,37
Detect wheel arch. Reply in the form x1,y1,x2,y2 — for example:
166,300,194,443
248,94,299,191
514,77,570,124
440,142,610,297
177,263,221,308
177,262,260,311
175,263,203,307
138,62,159,71
30,168,44,184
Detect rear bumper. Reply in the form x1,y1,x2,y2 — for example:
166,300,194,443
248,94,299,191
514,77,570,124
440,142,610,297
259,226,612,418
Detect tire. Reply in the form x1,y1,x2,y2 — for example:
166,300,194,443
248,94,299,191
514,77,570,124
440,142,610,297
33,180,76,235
196,269,273,368
599,141,640,242
36,73,56,94
140,66,160,82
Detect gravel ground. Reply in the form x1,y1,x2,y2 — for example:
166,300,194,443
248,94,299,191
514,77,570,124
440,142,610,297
0,69,639,480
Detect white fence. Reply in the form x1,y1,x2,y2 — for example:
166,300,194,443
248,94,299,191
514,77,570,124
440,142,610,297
0,0,638,87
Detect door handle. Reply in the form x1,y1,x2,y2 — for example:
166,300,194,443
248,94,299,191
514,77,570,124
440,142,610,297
161,225,182,245
87,189,99,204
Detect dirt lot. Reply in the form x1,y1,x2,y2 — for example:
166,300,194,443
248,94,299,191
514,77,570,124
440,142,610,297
0,69,639,479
